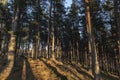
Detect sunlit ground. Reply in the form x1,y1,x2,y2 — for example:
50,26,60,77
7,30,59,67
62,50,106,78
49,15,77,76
0,43,118,80
0,55,14,80
0,54,119,80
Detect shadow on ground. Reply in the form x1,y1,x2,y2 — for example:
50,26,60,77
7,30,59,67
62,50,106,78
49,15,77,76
41,59,68,80
101,72,119,80
6,56,36,80
70,64,94,79
0,60,10,73
52,60,93,80
25,59,37,80
6,56,24,80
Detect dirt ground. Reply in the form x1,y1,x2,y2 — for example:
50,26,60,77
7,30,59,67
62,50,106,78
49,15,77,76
0,55,119,80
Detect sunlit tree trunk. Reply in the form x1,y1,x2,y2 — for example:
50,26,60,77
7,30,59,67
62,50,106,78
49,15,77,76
47,0,53,59
52,34,55,59
84,0,100,80
51,0,55,60
36,35,40,58
8,7,19,53
86,9,92,72
52,0,55,59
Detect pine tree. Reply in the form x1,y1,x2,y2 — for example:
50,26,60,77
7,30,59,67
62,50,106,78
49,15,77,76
84,0,100,79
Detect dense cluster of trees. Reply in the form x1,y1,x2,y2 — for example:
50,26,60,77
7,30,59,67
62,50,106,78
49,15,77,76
0,0,120,80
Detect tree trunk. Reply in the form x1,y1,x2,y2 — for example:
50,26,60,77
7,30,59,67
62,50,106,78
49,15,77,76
51,0,55,60
84,0,100,79
36,37,40,58
114,0,120,77
52,34,55,59
31,41,36,59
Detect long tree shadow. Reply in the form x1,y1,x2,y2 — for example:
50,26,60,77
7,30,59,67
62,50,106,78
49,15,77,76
53,63,81,79
0,56,10,73
41,59,68,80
101,72,119,80
70,63,94,79
6,56,24,80
25,59,37,80
52,60,91,80
69,63,118,80
0,59,10,73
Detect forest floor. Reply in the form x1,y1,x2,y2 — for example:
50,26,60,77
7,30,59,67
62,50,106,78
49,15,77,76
0,55,119,80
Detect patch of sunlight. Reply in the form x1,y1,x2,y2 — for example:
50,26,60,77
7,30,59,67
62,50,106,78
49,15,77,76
29,59,61,80
8,36,16,52
43,59,82,80
22,60,26,80
0,0,8,5
50,59,93,80
0,56,14,80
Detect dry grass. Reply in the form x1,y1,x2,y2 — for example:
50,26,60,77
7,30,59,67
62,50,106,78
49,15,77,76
29,59,61,80
0,56,119,80
0,55,14,80
41,58,93,80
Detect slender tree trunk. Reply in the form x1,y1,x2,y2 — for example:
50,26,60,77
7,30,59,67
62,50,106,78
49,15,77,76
51,0,55,60
47,0,53,59
35,0,41,59
31,43,34,58
76,41,79,64
52,34,55,59
0,24,1,55
84,0,100,79
31,41,36,59
114,0,120,77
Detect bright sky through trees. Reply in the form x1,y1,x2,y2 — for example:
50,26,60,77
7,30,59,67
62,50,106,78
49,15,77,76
65,0,72,7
